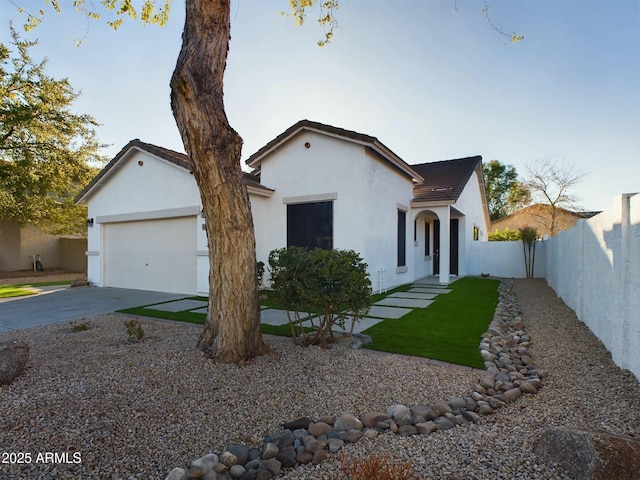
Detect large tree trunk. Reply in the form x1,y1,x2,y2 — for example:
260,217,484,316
170,0,267,362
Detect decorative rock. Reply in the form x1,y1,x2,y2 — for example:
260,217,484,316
431,402,453,417
363,429,379,439
327,438,344,453
410,404,432,419
519,381,538,394
318,415,335,425
227,445,250,466
398,425,418,436
334,413,363,431
415,422,438,434
229,465,246,479
534,426,640,480
219,452,238,468
0,340,30,385
350,334,372,349
275,446,297,468
461,410,480,423
433,417,455,430
191,454,219,473
282,417,312,431
255,471,272,480
265,429,294,449
339,430,363,443
303,437,325,454
213,463,227,474
479,375,495,390
312,449,328,464
448,397,467,411
186,465,205,479
258,458,281,477
296,449,312,465
478,405,495,416
503,387,522,403
308,422,332,437
387,404,411,421
262,443,278,460
165,467,187,480
362,411,389,428
487,396,507,410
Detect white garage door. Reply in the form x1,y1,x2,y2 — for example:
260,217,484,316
104,216,197,294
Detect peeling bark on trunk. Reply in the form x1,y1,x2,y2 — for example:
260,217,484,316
170,0,267,362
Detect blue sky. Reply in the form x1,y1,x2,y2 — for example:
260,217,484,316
1,0,638,211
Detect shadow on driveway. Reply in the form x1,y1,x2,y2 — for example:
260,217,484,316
0,287,186,332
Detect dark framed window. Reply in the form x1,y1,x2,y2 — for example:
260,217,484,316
413,220,417,243
397,210,406,267
287,201,333,249
424,221,430,256
473,226,479,241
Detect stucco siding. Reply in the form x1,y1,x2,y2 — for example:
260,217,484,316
85,150,202,288
257,131,415,290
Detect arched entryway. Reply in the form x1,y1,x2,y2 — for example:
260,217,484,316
412,207,462,285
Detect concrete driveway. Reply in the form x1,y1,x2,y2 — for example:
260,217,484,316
0,286,186,332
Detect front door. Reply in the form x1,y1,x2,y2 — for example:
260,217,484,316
433,219,459,275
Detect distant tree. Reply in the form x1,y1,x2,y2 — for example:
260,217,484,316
483,160,530,220
488,227,521,241
0,26,103,235
524,159,586,236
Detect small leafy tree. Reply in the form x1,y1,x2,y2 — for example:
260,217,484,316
268,247,371,347
519,226,538,278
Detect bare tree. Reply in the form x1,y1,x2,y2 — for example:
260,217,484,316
525,159,587,236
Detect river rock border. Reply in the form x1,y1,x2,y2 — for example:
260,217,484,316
165,279,542,480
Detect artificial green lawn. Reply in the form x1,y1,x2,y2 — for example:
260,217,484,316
362,277,500,369
118,278,500,368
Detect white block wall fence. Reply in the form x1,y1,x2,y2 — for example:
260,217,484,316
469,193,639,381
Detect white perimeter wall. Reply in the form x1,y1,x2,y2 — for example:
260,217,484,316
468,193,640,381
544,193,640,381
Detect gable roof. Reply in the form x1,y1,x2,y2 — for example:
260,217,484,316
245,119,424,183
76,139,273,204
411,156,483,203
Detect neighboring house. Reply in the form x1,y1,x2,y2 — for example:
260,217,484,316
76,120,490,295
0,219,87,272
491,204,601,237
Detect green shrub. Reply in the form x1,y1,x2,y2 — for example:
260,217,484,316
488,227,521,241
268,247,371,347
69,320,91,332
124,318,145,343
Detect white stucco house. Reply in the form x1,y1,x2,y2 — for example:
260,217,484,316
76,120,490,295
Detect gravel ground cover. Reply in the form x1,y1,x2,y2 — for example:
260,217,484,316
1,278,639,479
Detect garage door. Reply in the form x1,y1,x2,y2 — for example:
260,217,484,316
104,216,197,294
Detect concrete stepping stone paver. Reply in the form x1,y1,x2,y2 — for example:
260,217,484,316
260,308,291,326
367,305,413,319
332,317,383,334
389,292,437,300
375,297,434,308
146,299,208,312
191,307,208,314
409,287,451,294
